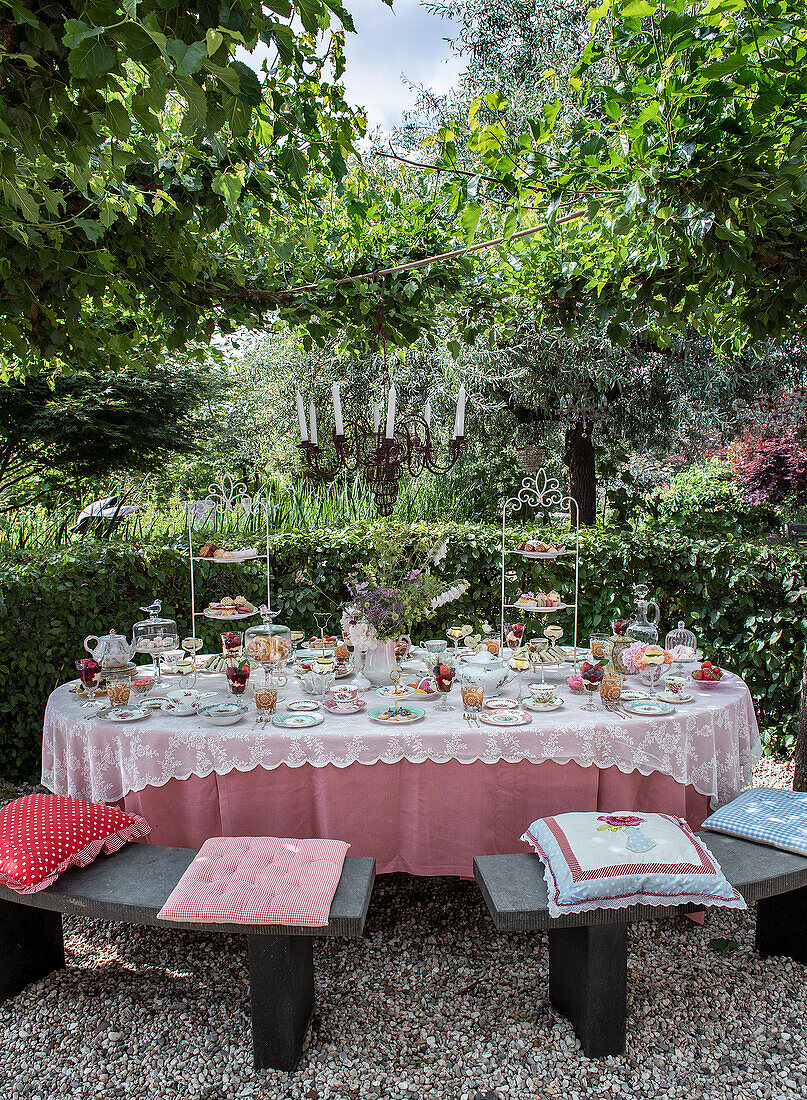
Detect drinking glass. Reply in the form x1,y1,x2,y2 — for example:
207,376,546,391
255,686,278,722
75,658,100,688
433,656,456,711
461,680,484,722
221,631,244,659
226,663,250,696
589,633,610,662
108,680,131,706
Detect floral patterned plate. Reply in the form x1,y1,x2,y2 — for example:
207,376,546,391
478,709,532,727
523,699,564,712
621,699,676,716
368,705,425,725
620,688,650,701
483,697,519,710
323,698,368,714
271,712,325,728
286,700,321,712
94,706,151,723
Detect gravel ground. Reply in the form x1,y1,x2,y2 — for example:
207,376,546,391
1,757,804,1100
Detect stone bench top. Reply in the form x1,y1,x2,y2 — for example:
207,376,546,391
474,832,807,931
0,844,375,938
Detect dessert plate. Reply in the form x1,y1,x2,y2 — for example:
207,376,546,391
295,647,336,661
483,697,519,710
478,709,532,727
272,712,324,728
368,705,425,725
287,700,321,712
95,706,150,723
621,699,676,716
323,698,367,715
620,688,650,701
203,608,258,621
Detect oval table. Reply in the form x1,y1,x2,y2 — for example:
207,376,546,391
41,671,761,877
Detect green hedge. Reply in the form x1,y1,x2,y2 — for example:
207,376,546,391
1,524,805,780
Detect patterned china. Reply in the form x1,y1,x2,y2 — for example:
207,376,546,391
94,705,150,723
523,698,564,712
271,711,325,728
658,689,694,704
286,700,321,712
483,697,519,710
478,709,532,727
368,704,426,725
621,698,676,716
323,698,367,715
197,701,249,725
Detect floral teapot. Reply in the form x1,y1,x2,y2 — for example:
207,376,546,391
462,650,510,694
83,629,137,669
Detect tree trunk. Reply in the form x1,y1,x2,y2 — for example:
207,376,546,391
565,421,597,526
794,648,807,792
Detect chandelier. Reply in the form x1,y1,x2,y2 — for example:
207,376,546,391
293,281,467,515
558,391,610,434
294,383,466,515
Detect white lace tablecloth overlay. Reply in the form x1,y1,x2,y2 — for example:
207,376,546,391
42,671,762,808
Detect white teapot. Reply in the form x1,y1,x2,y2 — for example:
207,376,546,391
462,650,510,694
84,629,137,669
299,668,335,697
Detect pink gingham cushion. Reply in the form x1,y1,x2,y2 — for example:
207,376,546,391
156,836,350,927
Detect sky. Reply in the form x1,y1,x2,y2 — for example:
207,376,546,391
339,0,463,132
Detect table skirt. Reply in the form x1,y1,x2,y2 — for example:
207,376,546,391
118,759,709,878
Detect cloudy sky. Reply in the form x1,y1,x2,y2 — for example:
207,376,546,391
340,0,463,132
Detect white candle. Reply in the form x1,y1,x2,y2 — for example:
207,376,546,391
424,399,431,429
332,382,344,436
453,384,466,438
309,401,318,446
296,392,308,442
385,384,396,440
372,402,381,432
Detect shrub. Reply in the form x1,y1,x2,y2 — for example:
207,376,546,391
731,427,807,510
1,524,805,780
650,459,779,538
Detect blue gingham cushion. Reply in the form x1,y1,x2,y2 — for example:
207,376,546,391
702,787,807,856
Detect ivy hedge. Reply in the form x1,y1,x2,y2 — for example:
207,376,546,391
1,524,805,781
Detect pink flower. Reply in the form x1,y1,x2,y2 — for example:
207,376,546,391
598,814,644,829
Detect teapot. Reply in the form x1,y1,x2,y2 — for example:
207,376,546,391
462,650,510,694
84,629,137,669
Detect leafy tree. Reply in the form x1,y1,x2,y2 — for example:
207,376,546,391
0,366,223,508
731,424,807,511
430,0,807,353
0,0,375,377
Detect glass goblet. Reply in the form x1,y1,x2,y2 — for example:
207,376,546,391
509,655,531,703
226,662,250,696
433,657,456,711
582,680,600,712
75,658,101,689
221,631,244,659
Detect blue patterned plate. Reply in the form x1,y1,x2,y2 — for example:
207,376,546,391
621,698,676,716
368,704,425,725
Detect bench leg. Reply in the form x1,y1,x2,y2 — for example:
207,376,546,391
0,899,65,1001
248,934,314,1071
755,885,807,965
548,924,627,1057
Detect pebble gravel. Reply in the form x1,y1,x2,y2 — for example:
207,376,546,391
1,758,805,1100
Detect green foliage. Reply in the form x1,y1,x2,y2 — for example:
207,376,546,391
1,522,804,779
0,0,367,377
432,0,807,354
648,459,779,539
0,366,224,508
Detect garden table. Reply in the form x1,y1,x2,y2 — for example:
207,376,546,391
41,671,761,877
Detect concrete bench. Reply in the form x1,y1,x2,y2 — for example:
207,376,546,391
474,832,807,1058
0,843,375,1071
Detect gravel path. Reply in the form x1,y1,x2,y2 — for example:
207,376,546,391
1,758,805,1100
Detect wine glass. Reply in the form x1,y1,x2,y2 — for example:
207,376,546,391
509,652,530,704
446,625,466,655
433,655,456,711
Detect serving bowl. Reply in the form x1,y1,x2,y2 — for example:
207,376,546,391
197,702,249,725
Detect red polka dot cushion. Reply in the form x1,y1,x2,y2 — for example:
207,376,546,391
0,793,150,894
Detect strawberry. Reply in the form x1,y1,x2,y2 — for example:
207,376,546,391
712,666,722,678
702,660,712,669
693,670,702,680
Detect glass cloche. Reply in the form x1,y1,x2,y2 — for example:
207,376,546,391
664,620,699,666
244,607,292,685
133,600,180,683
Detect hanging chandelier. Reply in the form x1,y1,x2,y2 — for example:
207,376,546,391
293,279,467,515
294,381,466,516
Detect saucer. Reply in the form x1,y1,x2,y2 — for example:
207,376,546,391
287,700,321,712
523,698,564,712
483,697,519,710
323,698,367,714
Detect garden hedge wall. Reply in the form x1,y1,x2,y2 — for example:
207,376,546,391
1,524,805,780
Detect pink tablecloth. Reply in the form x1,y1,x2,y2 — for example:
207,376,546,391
118,759,709,877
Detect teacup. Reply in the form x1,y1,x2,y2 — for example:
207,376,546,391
163,689,200,715
329,686,361,711
664,675,686,697
530,683,558,706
